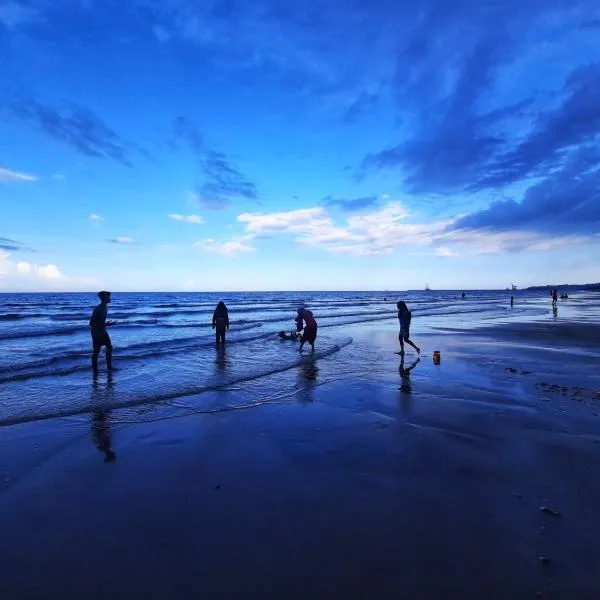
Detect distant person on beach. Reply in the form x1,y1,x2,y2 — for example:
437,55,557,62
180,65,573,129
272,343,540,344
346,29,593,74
397,301,420,356
212,301,229,345
89,291,116,374
552,289,558,307
510,296,514,307
297,307,317,352
461,291,466,299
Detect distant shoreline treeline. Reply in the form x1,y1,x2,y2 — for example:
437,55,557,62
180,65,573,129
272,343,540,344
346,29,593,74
526,283,600,291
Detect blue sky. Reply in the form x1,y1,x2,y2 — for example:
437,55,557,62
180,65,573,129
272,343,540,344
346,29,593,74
1,0,599,291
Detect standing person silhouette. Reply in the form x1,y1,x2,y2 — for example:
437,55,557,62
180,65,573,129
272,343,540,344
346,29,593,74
89,291,116,374
212,301,230,345
396,301,420,356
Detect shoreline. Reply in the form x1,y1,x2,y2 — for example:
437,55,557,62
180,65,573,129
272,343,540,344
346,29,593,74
1,316,600,598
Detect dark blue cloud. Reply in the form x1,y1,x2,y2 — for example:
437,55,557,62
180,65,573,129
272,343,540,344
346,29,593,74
473,64,600,190
8,98,131,166
173,116,203,154
360,1,599,193
353,0,600,241
322,195,379,212
138,0,406,118
172,117,258,209
197,150,258,209
580,18,600,29
343,91,380,123
452,146,600,235
0,237,33,252
364,26,525,193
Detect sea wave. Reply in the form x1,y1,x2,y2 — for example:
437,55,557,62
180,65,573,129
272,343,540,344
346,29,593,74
0,328,272,384
0,337,352,425
0,326,81,340
0,323,263,375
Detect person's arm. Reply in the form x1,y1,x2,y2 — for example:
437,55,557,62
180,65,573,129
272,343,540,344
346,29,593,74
212,310,216,329
226,311,230,331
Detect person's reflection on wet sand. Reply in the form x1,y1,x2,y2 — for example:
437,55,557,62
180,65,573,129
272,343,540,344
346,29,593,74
399,356,419,393
91,373,116,462
297,359,319,404
552,305,558,319
215,346,229,374
92,410,116,462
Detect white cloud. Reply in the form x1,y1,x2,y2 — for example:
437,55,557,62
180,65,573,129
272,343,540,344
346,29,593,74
169,213,204,224
89,213,104,222
16,261,32,274
438,230,593,255
238,202,446,255
0,166,38,182
153,24,171,43
109,236,135,244
0,251,64,287
38,264,63,279
238,206,365,248
0,2,39,28
195,238,256,256
235,201,591,257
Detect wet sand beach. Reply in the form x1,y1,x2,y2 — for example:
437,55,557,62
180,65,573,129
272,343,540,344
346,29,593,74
1,306,600,600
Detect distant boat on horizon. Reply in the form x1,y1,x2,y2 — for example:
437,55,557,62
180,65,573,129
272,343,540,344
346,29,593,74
511,284,518,290
425,283,431,291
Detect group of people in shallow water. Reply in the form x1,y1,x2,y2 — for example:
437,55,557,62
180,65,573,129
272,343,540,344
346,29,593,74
213,300,319,352
88,291,421,373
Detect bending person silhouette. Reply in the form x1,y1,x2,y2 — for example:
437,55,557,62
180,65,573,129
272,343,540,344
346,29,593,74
297,307,318,352
212,301,230,345
89,290,116,374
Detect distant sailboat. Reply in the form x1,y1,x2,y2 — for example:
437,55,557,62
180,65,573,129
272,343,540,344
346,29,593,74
425,283,431,291
511,284,518,290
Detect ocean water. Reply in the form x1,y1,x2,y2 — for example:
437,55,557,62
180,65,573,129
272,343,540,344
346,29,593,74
0,290,569,426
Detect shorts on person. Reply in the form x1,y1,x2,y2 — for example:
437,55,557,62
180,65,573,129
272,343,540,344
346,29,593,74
92,331,112,351
301,323,317,344
400,329,410,342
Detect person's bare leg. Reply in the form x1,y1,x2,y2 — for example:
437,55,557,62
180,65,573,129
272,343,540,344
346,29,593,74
310,341,315,353
106,345,113,370
299,340,305,352
398,333,405,355
405,338,420,354
92,349,100,373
